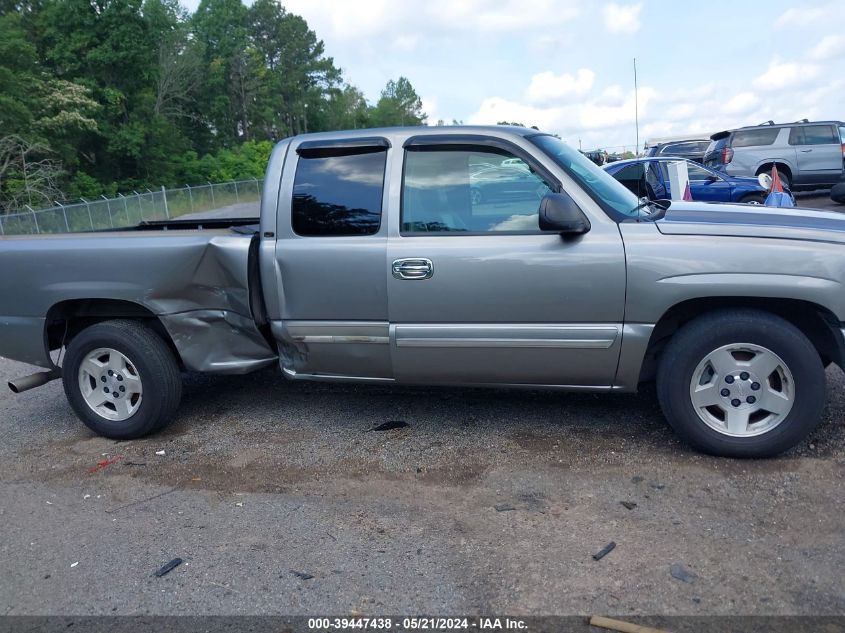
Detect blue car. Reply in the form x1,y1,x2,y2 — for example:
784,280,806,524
604,157,782,205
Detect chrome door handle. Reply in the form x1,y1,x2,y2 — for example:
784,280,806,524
392,258,433,280
800,149,812,152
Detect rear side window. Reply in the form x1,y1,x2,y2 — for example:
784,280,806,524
795,125,838,145
291,148,386,236
731,128,780,147
659,141,708,155
706,138,728,153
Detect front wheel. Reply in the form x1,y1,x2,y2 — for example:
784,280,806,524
63,319,182,440
656,310,825,457
739,193,765,205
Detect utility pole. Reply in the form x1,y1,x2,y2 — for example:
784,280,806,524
634,58,640,156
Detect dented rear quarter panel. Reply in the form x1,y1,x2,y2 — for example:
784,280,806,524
0,229,276,372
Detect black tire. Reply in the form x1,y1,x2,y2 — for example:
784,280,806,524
62,320,182,440
739,192,765,205
656,309,825,458
831,182,845,204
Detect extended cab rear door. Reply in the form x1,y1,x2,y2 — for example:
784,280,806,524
386,134,626,387
271,137,393,380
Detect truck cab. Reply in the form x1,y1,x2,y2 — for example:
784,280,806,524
262,128,626,388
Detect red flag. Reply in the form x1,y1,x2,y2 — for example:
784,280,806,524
771,164,784,193
683,182,693,201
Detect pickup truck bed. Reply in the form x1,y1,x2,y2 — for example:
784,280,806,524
0,220,276,373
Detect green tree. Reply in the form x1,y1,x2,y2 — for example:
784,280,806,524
370,77,426,127
247,0,342,137
0,11,38,138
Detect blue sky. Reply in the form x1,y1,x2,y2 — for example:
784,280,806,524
183,0,845,151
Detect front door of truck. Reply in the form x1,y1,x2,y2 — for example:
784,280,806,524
386,137,626,386
273,137,393,380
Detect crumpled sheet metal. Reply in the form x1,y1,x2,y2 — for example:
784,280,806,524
0,229,277,372
160,310,276,374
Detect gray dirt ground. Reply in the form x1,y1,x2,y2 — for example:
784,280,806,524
0,356,843,617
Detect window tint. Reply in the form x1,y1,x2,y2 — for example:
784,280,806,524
659,141,708,155
731,128,779,147
801,125,838,145
292,148,386,236
788,127,803,145
401,148,552,233
530,135,639,217
610,162,661,199
686,163,715,180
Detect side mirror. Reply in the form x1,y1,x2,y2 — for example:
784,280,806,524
538,192,591,234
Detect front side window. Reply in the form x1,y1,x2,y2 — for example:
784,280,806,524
732,128,780,147
686,163,716,181
401,148,552,233
292,148,386,236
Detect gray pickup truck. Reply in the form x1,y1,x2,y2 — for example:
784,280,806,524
3,126,845,457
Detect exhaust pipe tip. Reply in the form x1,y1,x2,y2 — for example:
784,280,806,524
9,369,61,394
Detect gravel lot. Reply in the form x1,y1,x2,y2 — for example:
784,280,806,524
1,354,844,619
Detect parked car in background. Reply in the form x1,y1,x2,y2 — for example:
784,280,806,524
470,165,549,205
704,120,845,190
501,157,529,170
604,157,779,204
645,136,711,163
581,149,608,166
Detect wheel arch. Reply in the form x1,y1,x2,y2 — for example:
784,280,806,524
45,299,181,367
755,161,793,182
638,296,844,384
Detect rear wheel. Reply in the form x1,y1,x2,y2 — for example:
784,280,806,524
63,320,182,439
657,310,825,457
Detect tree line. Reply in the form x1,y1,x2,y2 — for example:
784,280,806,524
0,0,427,212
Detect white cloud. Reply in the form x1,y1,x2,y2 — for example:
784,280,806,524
580,87,656,129
753,60,821,90
526,69,595,105
421,96,438,122
775,2,845,28
808,34,845,60
602,2,643,33
722,91,759,115
283,0,581,41
466,97,564,130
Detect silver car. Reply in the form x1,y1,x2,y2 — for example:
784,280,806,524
704,120,845,190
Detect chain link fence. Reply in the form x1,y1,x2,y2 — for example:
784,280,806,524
0,179,263,235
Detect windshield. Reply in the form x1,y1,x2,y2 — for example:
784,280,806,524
529,134,640,218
